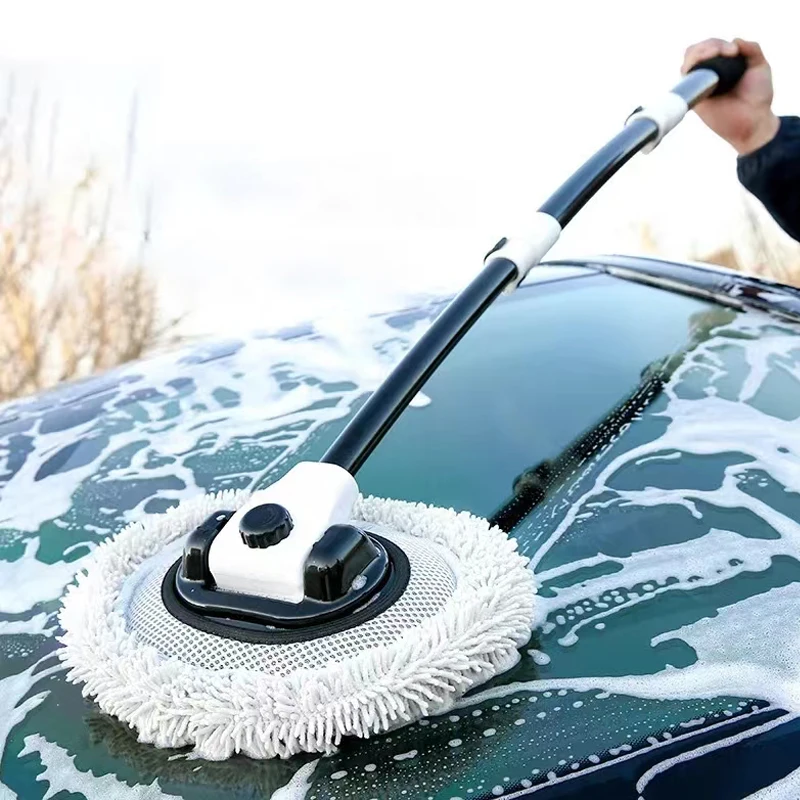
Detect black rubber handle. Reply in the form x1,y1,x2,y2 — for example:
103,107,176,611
690,54,748,97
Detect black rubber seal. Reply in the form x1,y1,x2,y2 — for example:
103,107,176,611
160,534,410,644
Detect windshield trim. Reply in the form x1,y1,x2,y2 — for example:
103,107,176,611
544,255,800,323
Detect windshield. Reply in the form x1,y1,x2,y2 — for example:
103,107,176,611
3,269,800,798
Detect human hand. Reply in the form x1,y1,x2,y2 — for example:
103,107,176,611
682,37,779,155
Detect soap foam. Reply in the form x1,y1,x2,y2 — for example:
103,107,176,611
0,310,435,797
19,733,181,799
531,314,800,710
0,539,95,614
5,309,800,797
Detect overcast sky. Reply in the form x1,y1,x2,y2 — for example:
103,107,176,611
0,1,798,335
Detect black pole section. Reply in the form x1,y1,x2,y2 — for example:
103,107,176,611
323,120,659,475
322,58,744,477
538,56,744,228
539,117,657,227
322,256,518,473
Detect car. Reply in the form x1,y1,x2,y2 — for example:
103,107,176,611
3,254,800,799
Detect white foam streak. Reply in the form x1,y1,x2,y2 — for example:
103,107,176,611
269,759,319,800
0,311,434,535
0,659,63,799
653,583,800,697
517,316,800,721
19,734,180,799
0,417,98,531
0,539,94,614
539,528,775,617
0,612,52,637
635,712,794,797
456,664,786,712
532,315,800,573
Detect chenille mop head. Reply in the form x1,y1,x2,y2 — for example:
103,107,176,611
58,461,536,760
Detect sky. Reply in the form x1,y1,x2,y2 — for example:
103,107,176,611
0,0,798,336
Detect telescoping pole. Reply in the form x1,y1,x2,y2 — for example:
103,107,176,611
322,55,747,475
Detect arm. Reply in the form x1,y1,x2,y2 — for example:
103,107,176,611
737,116,800,243
683,38,800,243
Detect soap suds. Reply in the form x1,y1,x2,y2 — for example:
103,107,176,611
0,612,53,637
635,712,792,797
19,733,181,799
0,311,435,535
269,760,319,800
5,311,800,798
528,649,550,666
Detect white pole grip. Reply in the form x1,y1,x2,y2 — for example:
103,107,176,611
485,212,562,292
626,92,688,153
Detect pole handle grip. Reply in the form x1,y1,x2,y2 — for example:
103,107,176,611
690,54,747,97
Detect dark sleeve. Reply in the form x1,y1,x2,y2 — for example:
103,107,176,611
737,115,800,243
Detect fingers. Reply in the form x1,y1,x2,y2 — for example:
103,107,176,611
681,38,739,74
734,38,768,67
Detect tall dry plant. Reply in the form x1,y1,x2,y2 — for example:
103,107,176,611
700,201,800,287
0,108,177,402
638,196,800,286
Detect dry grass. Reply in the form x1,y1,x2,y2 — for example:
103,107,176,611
0,110,177,402
640,198,800,287
698,202,800,287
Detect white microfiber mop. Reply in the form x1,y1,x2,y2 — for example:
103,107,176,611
59,473,535,760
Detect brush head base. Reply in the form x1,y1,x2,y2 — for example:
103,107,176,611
170,510,404,635
165,531,409,641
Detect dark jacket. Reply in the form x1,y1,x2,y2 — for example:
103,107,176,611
737,115,800,242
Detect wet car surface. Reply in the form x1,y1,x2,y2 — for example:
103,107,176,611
3,262,800,799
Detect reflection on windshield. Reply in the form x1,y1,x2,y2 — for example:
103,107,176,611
489,306,736,532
